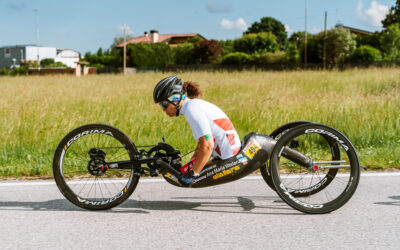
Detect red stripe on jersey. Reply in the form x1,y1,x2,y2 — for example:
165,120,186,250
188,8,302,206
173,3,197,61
213,118,234,131
232,147,241,155
215,145,221,156
227,134,235,146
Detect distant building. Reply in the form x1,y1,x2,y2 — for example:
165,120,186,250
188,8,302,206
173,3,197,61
335,23,373,36
55,49,80,68
116,30,206,48
0,45,80,69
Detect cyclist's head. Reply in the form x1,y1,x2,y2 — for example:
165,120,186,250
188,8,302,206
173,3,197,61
153,75,185,103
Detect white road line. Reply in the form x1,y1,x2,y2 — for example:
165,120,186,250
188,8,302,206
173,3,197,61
0,172,399,187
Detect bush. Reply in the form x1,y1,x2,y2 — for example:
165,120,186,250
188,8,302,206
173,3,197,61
218,40,234,56
233,32,279,54
40,58,55,67
252,51,287,64
380,23,400,62
351,45,382,63
127,42,174,68
221,52,252,65
0,66,28,76
172,43,195,65
286,43,300,63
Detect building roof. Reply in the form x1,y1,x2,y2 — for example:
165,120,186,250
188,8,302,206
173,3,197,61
335,24,373,36
116,33,206,47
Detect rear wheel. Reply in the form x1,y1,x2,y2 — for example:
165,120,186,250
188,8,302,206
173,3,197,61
53,124,140,210
269,123,360,214
261,121,312,191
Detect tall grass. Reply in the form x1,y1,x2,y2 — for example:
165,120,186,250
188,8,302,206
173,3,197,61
0,68,399,177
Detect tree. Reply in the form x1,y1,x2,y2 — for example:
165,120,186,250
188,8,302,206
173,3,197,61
244,17,287,47
355,32,381,50
111,35,135,48
325,28,356,64
288,31,311,46
299,28,356,65
380,23,400,61
97,48,103,57
193,40,223,64
382,0,400,28
233,32,279,54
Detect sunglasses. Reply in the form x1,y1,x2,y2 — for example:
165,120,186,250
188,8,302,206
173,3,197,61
159,101,169,109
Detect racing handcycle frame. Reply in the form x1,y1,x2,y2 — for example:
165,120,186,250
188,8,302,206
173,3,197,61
53,121,361,214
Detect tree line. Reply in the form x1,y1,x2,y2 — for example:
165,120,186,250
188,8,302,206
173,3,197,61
84,1,400,71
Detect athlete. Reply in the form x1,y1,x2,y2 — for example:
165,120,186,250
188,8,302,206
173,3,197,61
153,75,241,186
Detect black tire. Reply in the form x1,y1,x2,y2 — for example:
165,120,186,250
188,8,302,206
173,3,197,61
269,123,360,214
261,121,313,191
53,124,140,210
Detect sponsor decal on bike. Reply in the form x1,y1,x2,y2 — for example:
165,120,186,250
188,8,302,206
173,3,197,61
243,140,261,159
77,190,124,206
204,160,241,178
213,165,240,180
66,130,114,148
236,154,248,165
275,129,291,140
280,183,323,209
195,175,207,182
305,129,349,151
286,177,327,194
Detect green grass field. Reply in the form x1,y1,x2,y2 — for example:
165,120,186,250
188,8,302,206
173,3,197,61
0,68,399,177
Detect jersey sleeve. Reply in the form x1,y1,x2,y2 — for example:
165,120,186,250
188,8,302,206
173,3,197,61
184,109,212,141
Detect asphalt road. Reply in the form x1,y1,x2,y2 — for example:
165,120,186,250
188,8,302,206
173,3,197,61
0,173,399,250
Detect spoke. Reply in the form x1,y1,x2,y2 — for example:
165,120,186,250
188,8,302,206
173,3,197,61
100,177,114,197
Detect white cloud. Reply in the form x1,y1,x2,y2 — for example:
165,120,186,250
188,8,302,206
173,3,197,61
356,0,389,27
220,18,248,31
285,24,293,34
310,27,322,34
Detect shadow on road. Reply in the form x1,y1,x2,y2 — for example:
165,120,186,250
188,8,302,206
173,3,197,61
0,195,302,215
374,196,400,206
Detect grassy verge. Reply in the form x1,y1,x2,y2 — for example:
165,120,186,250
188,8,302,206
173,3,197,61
0,68,399,177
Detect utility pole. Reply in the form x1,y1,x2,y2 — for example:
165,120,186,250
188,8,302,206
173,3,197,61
123,24,126,75
304,0,307,68
323,11,327,70
35,9,40,69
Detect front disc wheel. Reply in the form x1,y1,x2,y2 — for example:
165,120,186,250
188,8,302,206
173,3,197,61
53,124,140,210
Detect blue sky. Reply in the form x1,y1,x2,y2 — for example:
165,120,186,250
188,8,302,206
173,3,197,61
0,0,396,54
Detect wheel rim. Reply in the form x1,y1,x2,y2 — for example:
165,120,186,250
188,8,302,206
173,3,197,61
59,131,134,205
273,127,359,211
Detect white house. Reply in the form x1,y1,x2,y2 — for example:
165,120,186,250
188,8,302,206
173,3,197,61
0,45,80,68
56,49,80,68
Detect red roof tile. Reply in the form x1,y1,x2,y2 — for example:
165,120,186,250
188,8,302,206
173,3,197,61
116,33,205,47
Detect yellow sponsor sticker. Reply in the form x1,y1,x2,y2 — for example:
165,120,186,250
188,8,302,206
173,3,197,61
244,140,261,159
213,165,240,180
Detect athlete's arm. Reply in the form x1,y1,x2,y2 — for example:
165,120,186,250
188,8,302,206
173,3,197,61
192,135,214,174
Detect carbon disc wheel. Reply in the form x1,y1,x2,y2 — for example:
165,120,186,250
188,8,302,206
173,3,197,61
270,123,360,214
53,124,140,210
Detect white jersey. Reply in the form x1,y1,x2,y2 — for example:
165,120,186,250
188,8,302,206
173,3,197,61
180,98,241,159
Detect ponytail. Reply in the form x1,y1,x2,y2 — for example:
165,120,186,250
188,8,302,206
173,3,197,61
183,81,202,99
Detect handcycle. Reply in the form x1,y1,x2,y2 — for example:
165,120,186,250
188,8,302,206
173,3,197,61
53,121,361,214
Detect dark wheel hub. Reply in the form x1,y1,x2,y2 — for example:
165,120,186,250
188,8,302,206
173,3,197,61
88,148,108,176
